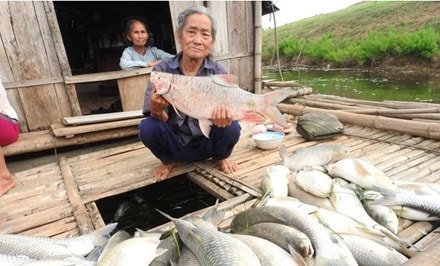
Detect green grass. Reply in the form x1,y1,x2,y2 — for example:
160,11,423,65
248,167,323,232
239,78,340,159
262,1,440,67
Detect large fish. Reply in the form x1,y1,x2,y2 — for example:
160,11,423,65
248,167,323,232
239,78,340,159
279,143,350,172
97,236,167,266
231,234,306,266
339,234,408,266
327,158,399,192
150,71,292,138
240,222,314,258
158,210,261,266
0,223,116,259
230,205,358,266
261,165,290,198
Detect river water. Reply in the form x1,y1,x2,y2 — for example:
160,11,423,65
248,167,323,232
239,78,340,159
263,68,440,103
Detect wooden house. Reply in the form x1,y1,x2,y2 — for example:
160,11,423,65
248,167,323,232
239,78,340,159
1,0,275,156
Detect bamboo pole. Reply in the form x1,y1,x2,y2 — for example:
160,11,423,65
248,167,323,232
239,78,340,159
59,156,94,234
277,103,440,140
52,118,142,138
254,0,262,94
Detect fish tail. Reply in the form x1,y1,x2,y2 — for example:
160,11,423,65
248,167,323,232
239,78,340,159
261,88,291,127
90,223,118,246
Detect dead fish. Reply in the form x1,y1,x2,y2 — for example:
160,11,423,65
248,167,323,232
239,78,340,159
372,187,440,218
261,165,290,198
264,196,419,258
0,223,117,261
327,158,399,192
358,189,400,234
230,205,358,266
97,236,167,266
395,180,440,196
241,222,314,258
96,230,131,264
330,181,412,251
279,143,350,172
158,210,261,266
295,167,333,198
339,234,408,266
231,234,306,266
288,181,336,211
151,71,291,138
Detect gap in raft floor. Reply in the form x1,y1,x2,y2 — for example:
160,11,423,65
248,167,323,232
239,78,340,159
96,174,218,234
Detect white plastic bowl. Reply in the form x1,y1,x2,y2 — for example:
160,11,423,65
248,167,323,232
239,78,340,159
252,131,285,150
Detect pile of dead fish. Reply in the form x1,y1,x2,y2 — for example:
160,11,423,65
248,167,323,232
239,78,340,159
252,142,440,265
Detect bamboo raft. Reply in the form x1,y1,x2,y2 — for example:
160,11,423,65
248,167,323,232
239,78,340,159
1,91,440,264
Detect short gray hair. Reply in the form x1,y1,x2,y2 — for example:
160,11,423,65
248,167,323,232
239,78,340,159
177,6,217,39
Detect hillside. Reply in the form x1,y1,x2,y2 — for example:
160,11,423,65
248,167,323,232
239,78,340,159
262,1,440,71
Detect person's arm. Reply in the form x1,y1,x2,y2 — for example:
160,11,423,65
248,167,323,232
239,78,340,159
119,48,148,69
142,64,169,121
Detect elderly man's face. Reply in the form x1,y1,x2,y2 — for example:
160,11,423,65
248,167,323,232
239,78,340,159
178,13,214,59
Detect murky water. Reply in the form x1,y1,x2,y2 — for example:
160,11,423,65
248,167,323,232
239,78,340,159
264,68,440,103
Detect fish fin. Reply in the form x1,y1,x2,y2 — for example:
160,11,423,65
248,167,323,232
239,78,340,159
242,112,266,123
261,88,291,127
211,74,239,87
89,223,118,246
199,119,212,138
170,103,182,119
155,248,169,258
189,230,204,244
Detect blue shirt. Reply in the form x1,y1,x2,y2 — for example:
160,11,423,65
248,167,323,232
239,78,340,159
142,52,227,145
119,46,173,69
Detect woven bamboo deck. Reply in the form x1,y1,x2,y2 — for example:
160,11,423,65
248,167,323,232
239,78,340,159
1,112,440,264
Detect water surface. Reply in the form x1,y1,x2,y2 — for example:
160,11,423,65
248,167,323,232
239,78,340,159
264,68,440,103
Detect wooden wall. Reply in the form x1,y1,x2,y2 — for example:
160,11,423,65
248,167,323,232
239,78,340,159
0,1,73,132
169,1,256,92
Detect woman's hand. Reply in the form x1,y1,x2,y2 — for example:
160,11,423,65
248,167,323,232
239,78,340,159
211,105,232,128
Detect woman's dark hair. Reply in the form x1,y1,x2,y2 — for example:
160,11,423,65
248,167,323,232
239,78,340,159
124,16,149,37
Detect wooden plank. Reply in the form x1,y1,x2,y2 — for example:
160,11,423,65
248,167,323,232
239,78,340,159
186,172,235,200
64,67,151,84
52,118,142,138
117,74,149,111
63,110,143,125
3,127,139,156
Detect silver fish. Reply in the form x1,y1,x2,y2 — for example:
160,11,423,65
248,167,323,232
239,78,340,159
242,222,314,258
372,187,440,218
261,165,290,198
264,196,418,258
327,158,398,192
280,143,350,172
295,167,333,198
230,205,358,266
159,210,261,266
96,230,131,264
231,234,306,266
0,223,116,259
339,234,408,266
151,71,292,138
358,189,401,234
97,236,167,266
288,181,336,211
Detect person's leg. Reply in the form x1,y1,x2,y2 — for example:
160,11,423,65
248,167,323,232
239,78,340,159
210,121,241,174
0,118,19,197
138,118,183,180
0,147,15,197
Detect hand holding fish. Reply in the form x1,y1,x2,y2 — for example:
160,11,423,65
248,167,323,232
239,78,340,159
149,86,169,121
211,104,233,128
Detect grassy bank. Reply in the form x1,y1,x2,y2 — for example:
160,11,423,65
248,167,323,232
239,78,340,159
262,1,440,68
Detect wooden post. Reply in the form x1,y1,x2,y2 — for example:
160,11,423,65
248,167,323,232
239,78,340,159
59,156,94,234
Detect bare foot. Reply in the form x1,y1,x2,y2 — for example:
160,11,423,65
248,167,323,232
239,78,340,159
154,162,176,181
217,159,238,174
0,174,16,198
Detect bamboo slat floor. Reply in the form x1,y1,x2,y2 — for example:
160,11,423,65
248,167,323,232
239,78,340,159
1,119,440,263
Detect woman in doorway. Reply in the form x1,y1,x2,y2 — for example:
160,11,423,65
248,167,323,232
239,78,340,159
119,16,173,69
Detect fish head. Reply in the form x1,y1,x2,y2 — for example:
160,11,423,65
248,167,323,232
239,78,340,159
150,71,173,95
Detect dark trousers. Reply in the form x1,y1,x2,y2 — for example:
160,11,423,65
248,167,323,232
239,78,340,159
138,118,241,165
